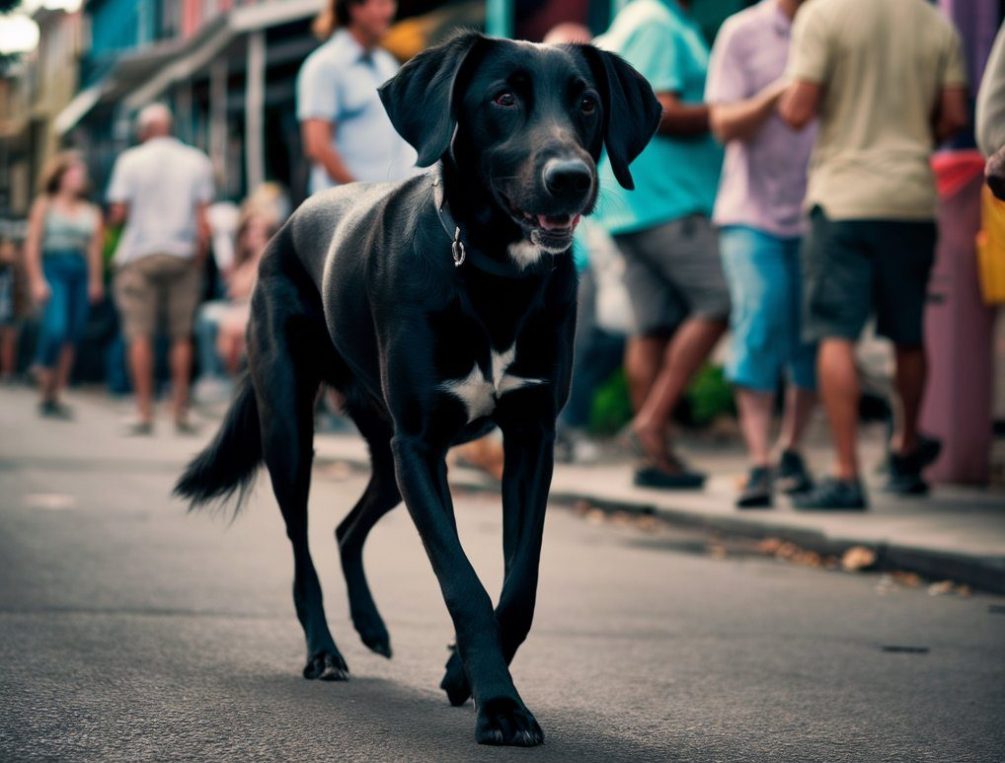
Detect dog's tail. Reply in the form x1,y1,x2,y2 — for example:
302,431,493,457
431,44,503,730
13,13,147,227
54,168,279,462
174,373,261,514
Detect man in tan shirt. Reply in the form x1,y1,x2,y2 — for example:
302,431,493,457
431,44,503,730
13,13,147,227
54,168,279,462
779,0,968,509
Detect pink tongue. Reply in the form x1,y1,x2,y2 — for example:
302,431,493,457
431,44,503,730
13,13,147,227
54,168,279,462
537,213,581,231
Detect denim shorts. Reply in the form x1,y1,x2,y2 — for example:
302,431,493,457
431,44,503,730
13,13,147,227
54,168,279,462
719,226,816,392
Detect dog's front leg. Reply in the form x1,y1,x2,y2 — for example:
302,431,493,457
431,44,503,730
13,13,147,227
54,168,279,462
441,417,555,707
390,432,544,746
498,420,556,658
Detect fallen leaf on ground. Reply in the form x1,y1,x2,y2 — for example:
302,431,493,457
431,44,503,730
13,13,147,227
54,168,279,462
928,580,954,596
634,516,661,533
757,538,783,554
892,571,922,588
841,546,877,572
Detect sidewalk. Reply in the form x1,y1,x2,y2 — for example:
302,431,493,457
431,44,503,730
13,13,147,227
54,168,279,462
313,428,1005,595
5,384,1002,594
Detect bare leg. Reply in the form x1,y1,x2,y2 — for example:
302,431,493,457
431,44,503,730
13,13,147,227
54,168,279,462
778,386,817,453
735,388,774,467
128,336,155,423
170,338,193,423
0,327,16,378
890,345,926,456
54,344,75,399
632,317,727,465
818,338,859,480
624,335,667,412
37,368,56,403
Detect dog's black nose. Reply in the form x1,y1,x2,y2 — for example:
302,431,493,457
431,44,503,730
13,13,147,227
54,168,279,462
543,158,593,200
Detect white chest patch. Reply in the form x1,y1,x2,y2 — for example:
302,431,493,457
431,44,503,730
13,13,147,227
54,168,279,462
439,345,546,421
508,240,545,269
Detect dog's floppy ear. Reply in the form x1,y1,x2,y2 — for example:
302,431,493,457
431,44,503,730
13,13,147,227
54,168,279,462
576,45,662,190
378,31,486,167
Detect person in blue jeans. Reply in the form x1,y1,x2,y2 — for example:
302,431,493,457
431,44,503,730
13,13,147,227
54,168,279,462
706,0,817,507
24,153,104,418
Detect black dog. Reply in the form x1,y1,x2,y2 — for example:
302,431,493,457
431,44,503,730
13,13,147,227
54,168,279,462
176,32,659,747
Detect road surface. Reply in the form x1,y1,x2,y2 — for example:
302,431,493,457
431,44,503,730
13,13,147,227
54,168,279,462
1,388,1003,762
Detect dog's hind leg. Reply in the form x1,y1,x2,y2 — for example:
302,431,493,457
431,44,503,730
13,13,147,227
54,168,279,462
250,286,349,681
335,403,401,658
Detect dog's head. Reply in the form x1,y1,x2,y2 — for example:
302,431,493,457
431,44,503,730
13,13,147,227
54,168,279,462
379,32,661,256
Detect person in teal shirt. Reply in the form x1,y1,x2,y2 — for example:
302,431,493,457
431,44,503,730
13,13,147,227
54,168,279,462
594,0,730,489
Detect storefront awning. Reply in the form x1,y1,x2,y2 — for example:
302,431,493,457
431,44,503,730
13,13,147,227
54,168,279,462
53,84,102,136
53,41,186,135
122,0,324,111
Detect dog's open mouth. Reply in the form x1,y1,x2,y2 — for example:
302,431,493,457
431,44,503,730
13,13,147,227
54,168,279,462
502,195,583,250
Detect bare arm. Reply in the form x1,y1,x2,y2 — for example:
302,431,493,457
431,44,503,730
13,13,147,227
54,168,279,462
778,80,822,131
87,209,105,302
24,198,49,303
709,79,789,143
302,119,356,185
107,202,129,227
195,202,211,262
933,85,969,145
656,92,711,137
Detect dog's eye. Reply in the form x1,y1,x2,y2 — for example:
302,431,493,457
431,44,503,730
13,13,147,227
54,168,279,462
493,91,517,108
581,95,598,114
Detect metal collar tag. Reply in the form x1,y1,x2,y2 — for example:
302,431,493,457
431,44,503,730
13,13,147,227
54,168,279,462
451,226,465,267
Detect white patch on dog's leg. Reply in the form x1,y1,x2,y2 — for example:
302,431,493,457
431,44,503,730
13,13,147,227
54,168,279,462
508,240,544,269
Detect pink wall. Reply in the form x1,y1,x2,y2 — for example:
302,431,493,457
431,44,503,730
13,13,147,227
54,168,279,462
922,154,997,484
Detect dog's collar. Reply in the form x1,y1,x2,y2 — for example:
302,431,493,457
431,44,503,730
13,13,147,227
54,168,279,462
431,169,547,279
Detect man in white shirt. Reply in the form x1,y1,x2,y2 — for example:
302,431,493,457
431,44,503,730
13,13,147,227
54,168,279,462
297,0,416,195
107,103,213,434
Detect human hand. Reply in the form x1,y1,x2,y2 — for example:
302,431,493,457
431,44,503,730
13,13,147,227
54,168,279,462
88,279,104,304
31,277,51,306
986,145,1005,201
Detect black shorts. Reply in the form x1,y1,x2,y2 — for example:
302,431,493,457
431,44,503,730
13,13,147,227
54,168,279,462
801,206,937,346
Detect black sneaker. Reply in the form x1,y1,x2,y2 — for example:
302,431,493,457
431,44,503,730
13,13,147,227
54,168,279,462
633,460,707,490
776,449,814,495
885,437,942,496
38,400,73,420
878,433,941,476
792,477,867,511
737,466,773,509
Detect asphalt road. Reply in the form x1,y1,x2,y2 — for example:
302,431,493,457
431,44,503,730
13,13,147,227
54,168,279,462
1,388,1004,762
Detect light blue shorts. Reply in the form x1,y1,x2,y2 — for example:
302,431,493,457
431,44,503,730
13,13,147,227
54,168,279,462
719,226,816,392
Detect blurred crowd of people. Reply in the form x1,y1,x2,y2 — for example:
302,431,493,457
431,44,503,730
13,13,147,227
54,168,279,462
565,0,970,511
0,0,997,513
0,105,289,436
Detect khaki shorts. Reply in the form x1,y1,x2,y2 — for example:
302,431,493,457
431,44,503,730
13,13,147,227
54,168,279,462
614,214,731,336
114,254,201,340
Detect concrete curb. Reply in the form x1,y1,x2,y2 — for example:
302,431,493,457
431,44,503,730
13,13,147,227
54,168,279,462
316,444,1005,596
553,489,1005,596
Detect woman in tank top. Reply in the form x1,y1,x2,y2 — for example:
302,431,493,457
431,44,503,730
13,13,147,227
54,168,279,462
25,152,104,418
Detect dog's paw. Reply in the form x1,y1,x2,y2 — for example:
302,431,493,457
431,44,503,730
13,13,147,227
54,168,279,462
439,646,471,706
475,698,544,747
303,650,349,681
352,610,392,659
